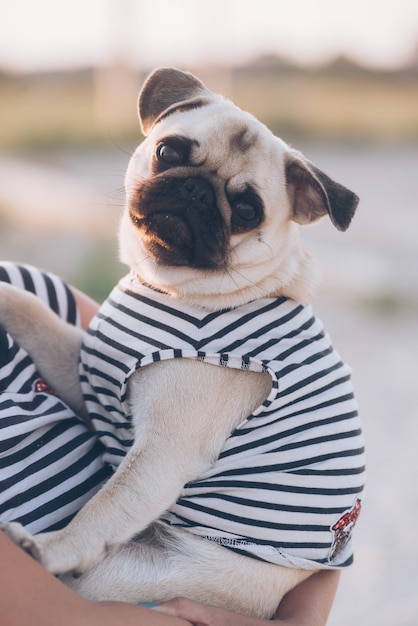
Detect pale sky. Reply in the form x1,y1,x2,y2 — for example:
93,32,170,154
1,0,418,72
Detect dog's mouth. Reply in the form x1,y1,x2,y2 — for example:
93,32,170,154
129,176,228,269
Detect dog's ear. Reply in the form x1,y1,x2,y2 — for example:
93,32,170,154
285,152,359,231
138,67,213,135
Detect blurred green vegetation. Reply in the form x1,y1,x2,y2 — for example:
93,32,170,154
359,291,418,316
0,211,125,302
70,239,125,302
0,70,103,150
1,56,418,153
234,73,418,142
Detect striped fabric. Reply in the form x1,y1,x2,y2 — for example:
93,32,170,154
81,273,365,569
0,263,111,533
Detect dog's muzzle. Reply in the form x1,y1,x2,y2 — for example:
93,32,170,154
129,176,228,269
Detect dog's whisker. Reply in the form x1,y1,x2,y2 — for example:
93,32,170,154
220,269,242,293
109,134,138,159
105,187,126,201
226,268,270,298
258,238,274,261
133,254,153,272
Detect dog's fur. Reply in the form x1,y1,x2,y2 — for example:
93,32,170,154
0,68,359,618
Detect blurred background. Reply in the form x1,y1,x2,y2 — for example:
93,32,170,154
0,1,417,624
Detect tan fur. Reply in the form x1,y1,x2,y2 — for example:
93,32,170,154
0,68,358,618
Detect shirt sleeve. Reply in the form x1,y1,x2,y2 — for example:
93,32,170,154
0,262,111,533
0,262,79,326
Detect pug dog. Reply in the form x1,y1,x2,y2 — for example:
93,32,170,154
0,67,365,618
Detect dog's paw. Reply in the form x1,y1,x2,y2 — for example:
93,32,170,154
0,521,43,561
0,521,97,575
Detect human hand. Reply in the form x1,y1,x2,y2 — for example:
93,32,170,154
155,597,273,626
155,569,340,626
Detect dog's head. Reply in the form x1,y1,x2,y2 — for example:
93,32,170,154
119,67,358,309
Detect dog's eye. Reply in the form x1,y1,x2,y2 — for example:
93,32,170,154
157,144,181,163
156,138,189,167
230,192,263,232
233,201,257,222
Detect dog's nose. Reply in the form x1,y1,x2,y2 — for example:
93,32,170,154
180,177,216,210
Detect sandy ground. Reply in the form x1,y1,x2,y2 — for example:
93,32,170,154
0,141,417,625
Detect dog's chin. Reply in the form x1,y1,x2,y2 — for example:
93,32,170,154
130,218,228,271
119,211,319,310
120,247,318,312
133,262,317,311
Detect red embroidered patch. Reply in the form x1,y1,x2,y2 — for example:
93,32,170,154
329,498,362,561
34,379,56,395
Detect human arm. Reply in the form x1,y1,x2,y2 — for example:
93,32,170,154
0,267,185,623
155,570,340,626
70,285,100,329
272,569,340,624
0,530,191,626
0,533,338,626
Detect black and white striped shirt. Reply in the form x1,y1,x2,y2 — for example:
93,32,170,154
0,263,111,533
81,273,365,569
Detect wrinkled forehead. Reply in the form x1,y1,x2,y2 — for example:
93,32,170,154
225,120,261,153
203,119,266,175
152,99,283,170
